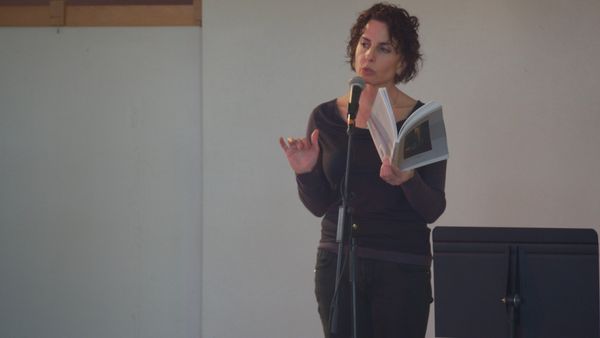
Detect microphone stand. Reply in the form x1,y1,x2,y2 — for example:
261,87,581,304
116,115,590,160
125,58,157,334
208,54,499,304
329,97,360,338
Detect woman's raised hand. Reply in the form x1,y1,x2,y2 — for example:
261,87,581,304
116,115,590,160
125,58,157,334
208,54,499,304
279,129,320,174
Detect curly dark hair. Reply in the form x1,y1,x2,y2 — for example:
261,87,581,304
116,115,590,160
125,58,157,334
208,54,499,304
347,3,423,83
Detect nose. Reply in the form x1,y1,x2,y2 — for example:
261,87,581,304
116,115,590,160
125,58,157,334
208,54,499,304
365,46,376,61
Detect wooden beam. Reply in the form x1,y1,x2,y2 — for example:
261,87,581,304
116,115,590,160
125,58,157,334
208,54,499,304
49,0,65,26
0,6,52,26
66,5,198,26
0,0,201,26
192,0,201,26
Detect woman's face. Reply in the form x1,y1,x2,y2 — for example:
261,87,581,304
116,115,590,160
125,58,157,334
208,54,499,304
354,20,403,87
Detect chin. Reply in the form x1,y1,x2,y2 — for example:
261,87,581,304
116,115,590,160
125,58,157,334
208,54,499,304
359,74,377,83
363,79,386,87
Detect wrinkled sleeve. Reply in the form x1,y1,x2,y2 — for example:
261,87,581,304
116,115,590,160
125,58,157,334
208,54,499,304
295,109,338,217
401,160,447,223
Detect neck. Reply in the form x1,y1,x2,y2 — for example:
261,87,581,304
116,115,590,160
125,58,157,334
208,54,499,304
355,83,403,109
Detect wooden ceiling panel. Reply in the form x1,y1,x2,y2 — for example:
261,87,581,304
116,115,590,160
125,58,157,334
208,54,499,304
0,0,201,26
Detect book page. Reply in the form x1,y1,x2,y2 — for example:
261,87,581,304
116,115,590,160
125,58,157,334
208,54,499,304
367,88,397,160
392,101,449,170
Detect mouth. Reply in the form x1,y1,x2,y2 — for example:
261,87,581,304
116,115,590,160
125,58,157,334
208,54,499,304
360,67,375,76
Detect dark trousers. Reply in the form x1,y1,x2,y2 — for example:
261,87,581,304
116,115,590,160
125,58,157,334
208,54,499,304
314,249,432,338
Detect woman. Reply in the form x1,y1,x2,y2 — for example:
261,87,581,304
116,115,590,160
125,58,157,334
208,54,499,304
279,3,446,338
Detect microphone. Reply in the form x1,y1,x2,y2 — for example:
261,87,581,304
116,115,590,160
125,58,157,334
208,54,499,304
347,76,365,127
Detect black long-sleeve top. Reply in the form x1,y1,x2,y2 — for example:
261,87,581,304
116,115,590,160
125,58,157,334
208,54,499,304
296,99,446,265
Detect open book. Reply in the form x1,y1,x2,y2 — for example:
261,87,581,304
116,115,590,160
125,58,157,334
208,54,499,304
367,87,448,171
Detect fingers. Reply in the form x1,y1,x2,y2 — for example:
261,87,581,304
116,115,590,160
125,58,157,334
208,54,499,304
279,136,301,149
380,158,393,181
310,129,319,146
279,137,289,150
380,157,395,178
381,157,402,176
280,129,319,152
380,157,413,185
290,138,306,151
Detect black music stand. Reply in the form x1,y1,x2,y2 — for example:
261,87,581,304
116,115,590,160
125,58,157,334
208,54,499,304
432,226,599,338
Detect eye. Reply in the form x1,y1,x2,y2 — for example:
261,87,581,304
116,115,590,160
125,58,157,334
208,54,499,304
379,45,392,53
358,37,371,49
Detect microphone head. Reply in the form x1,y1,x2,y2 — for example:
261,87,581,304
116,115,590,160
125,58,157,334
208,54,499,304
348,76,365,89
348,76,365,106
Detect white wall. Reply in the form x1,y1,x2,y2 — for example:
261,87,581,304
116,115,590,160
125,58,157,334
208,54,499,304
1,1,599,337
203,1,600,338
0,27,202,338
